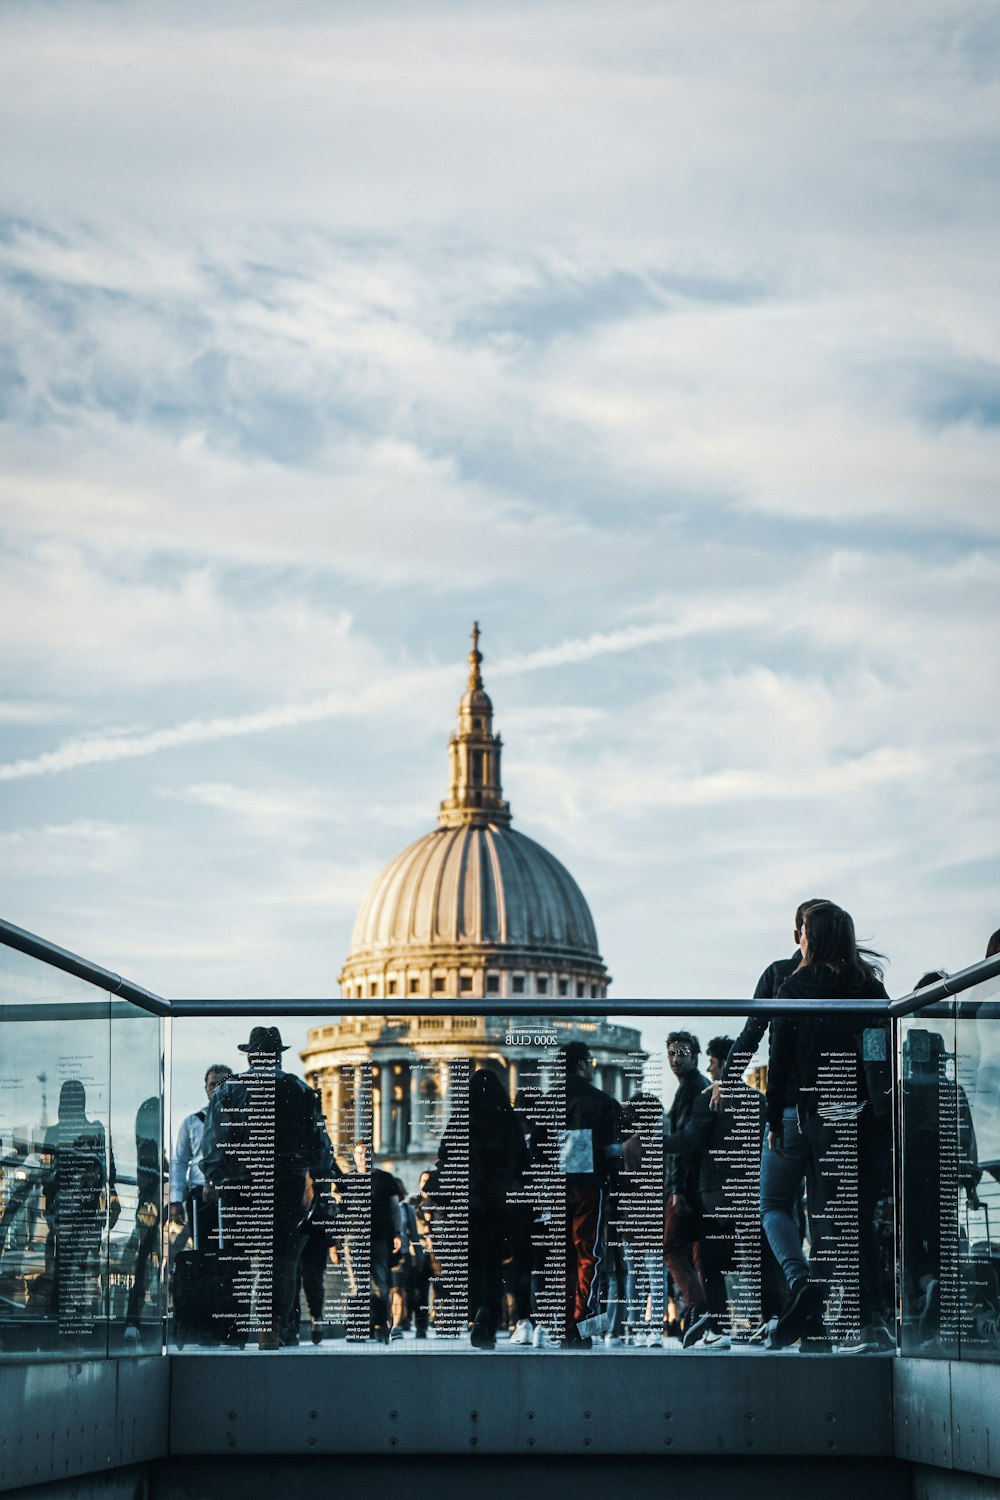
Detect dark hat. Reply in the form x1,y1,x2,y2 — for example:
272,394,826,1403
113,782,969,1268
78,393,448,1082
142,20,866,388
237,1025,289,1054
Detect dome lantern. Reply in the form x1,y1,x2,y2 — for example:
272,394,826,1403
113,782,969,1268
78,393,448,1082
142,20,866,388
438,622,511,830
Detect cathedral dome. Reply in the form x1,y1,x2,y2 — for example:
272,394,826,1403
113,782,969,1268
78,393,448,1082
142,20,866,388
337,624,609,1002
348,823,600,959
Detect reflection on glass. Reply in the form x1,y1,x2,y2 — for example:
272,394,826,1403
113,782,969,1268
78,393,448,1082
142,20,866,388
165,1009,887,1355
0,947,113,1359
899,967,1000,1363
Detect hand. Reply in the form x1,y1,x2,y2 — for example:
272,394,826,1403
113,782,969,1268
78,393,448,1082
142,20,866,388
168,1202,186,1227
767,1130,783,1153
392,1236,402,1254
202,1182,218,1203
708,1081,722,1113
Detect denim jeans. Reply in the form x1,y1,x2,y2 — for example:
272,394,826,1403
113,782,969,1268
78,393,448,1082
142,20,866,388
760,1106,834,1290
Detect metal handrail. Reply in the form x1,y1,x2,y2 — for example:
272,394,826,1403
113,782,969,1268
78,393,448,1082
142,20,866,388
888,952,1000,1017
0,917,171,1016
166,996,891,1017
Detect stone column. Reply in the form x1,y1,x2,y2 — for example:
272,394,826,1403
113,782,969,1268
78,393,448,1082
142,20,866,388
380,1063,394,1159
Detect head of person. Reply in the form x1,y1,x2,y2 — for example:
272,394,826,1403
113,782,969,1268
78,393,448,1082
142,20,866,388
666,1031,700,1079
800,901,885,985
204,1063,232,1100
57,1079,87,1123
987,928,1000,959
915,969,948,991
705,1036,733,1083
561,1042,593,1080
470,1067,511,1117
237,1026,288,1068
353,1139,369,1173
794,898,831,946
418,1170,431,1194
135,1095,159,1140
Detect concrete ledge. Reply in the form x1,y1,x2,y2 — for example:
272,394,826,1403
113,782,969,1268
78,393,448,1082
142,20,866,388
168,1350,894,1457
0,1359,168,1494
895,1359,1000,1481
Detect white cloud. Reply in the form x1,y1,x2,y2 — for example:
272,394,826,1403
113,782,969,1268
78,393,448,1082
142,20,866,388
0,0,997,1000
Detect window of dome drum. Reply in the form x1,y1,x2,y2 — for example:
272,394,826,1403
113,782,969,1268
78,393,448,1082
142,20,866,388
408,976,419,994
537,976,548,994
433,975,445,993
486,973,499,993
512,976,524,993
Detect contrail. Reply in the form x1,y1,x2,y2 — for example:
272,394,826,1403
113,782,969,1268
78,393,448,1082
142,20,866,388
0,607,758,781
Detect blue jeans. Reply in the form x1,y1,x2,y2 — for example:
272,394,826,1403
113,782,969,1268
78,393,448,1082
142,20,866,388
760,1107,834,1290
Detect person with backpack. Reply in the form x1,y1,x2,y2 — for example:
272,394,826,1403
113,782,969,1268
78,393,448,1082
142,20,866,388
761,901,889,1348
200,1026,337,1350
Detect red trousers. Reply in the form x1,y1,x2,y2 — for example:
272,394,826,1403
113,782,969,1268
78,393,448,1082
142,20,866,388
565,1182,605,1332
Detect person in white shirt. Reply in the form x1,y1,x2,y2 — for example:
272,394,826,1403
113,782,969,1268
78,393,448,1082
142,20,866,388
168,1064,232,1244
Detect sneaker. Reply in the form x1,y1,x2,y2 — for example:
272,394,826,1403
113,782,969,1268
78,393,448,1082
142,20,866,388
532,1324,555,1348
603,1331,624,1346
682,1311,713,1349
389,1325,405,1342
697,1330,732,1350
258,1330,282,1351
644,1332,664,1348
769,1279,828,1350
510,1319,534,1346
632,1330,647,1347
310,1321,323,1345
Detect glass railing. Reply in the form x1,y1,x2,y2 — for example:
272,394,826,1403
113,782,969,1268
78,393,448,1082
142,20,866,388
164,998,892,1355
4,915,999,1364
897,960,1000,1361
0,933,164,1358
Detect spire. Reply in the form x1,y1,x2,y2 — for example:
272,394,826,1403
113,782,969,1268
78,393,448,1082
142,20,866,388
438,623,512,829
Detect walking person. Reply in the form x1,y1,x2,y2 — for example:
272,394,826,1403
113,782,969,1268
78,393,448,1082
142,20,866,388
762,902,889,1348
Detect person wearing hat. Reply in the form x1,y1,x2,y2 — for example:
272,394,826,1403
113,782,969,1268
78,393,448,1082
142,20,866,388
201,1026,338,1350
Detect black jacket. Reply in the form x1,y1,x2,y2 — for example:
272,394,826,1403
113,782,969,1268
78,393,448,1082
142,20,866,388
201,1066,335,1185
765,964,889,1132
565,1073,623,1186
663,1069,710,1198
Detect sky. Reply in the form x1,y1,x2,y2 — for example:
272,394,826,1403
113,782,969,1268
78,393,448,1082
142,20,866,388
1,0,999,1030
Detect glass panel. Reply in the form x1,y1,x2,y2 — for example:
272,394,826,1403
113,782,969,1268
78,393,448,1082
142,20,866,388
0,946,111,1359
109,1000,164,1356
899,967,1000,1362
956,974,1000,1362
166,1008,883,1354
899,1002,959,1357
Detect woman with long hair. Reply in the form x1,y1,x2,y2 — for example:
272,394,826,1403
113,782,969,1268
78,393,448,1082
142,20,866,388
761,901,890,1349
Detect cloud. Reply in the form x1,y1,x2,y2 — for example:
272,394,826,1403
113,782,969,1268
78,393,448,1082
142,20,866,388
0,604,770,780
